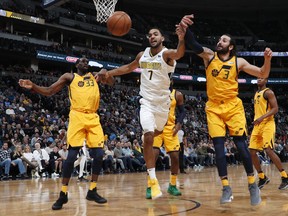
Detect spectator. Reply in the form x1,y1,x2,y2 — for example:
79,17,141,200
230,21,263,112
114,141,134,172
74,146,88,181
0,142,12,180
33,142,50,177
10,144,28,179
49,146,62,178
22,145,39,178
58,143,68,161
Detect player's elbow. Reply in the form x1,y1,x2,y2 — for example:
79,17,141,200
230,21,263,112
257,72,267,79
44,88,56,96
174,52,185,60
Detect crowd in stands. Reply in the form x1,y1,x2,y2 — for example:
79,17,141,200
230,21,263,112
1,35,288,79
2,0,288,80
2,0,288,51
1,67,288,180
0,36,132,65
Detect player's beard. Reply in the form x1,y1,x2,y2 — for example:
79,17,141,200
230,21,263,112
78,67,88,75
216,45,230,55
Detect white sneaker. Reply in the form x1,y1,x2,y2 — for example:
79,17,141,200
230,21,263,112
34,172,40,178
42,172,46,177
198,165,204,171
52,172,59,178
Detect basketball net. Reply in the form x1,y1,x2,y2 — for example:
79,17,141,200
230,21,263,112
93,0,118,23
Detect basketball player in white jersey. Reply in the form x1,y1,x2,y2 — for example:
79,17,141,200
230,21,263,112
97,25,186,199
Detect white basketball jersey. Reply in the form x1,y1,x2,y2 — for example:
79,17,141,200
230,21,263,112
139,47,176,103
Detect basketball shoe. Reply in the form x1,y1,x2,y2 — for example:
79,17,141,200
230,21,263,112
167,184,182,196
150,179,162,200
146,176,152,199
146,187,152,199
258,175,270,189
86,188,107,203
249,182,261,206
278,177,288,190
52,191,68,210
220,185,233,204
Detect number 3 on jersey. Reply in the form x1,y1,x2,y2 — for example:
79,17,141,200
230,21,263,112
148,70,153,80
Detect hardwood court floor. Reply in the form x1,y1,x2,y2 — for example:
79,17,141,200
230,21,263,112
1,164,288,216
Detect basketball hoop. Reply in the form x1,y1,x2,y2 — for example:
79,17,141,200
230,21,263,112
93,0,118,23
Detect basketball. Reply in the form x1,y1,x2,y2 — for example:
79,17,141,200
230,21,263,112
107,11,132,37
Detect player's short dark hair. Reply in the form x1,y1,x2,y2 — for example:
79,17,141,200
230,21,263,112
148,27,164,36
224,33,237,57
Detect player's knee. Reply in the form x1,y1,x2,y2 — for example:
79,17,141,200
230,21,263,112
249,149,257,156
66,147,80,163
143,132,154,145
90,148,104,159
212,137,225,157
169,151,179,161
233,136,248,152
265,147,274,156
212,137,225,146
91,150,103,175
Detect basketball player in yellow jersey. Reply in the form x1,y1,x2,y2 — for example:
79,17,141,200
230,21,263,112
146,88,185,199
180,14,273,206
18,58,114,210
249,77,288,190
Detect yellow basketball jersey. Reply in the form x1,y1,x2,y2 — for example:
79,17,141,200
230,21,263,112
69,72,100,113
166,89,177,126
254,88,273,122
206,53,238,101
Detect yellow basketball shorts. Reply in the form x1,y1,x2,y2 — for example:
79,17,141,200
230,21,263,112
205,97,247,138
249,120,275,151
153,125,180,153
67,110,104,148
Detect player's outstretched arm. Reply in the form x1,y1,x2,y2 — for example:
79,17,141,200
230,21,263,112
180,14,214,65
238,47,272,78
163,25,185,62
18,73,72,96
94,69,115,86
106,52,142,78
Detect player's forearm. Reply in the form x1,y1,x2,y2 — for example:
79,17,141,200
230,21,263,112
185,28,204,54
176,104,186,124
175,39,185,60
260,59,271,78
31,83,54,96
261,107,278,120
108,65,134,77
103,76,115,86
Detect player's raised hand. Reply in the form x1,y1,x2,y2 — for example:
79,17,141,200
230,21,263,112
94,69,114,86
180,14,194,29
263,47,273,61
94,68,107,82
19,79,33,89
175,24,186,40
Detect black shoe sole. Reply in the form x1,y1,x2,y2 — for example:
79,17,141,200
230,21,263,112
86,196,107,204
258,179,270,189
52,199,68,210
52,205,63,210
